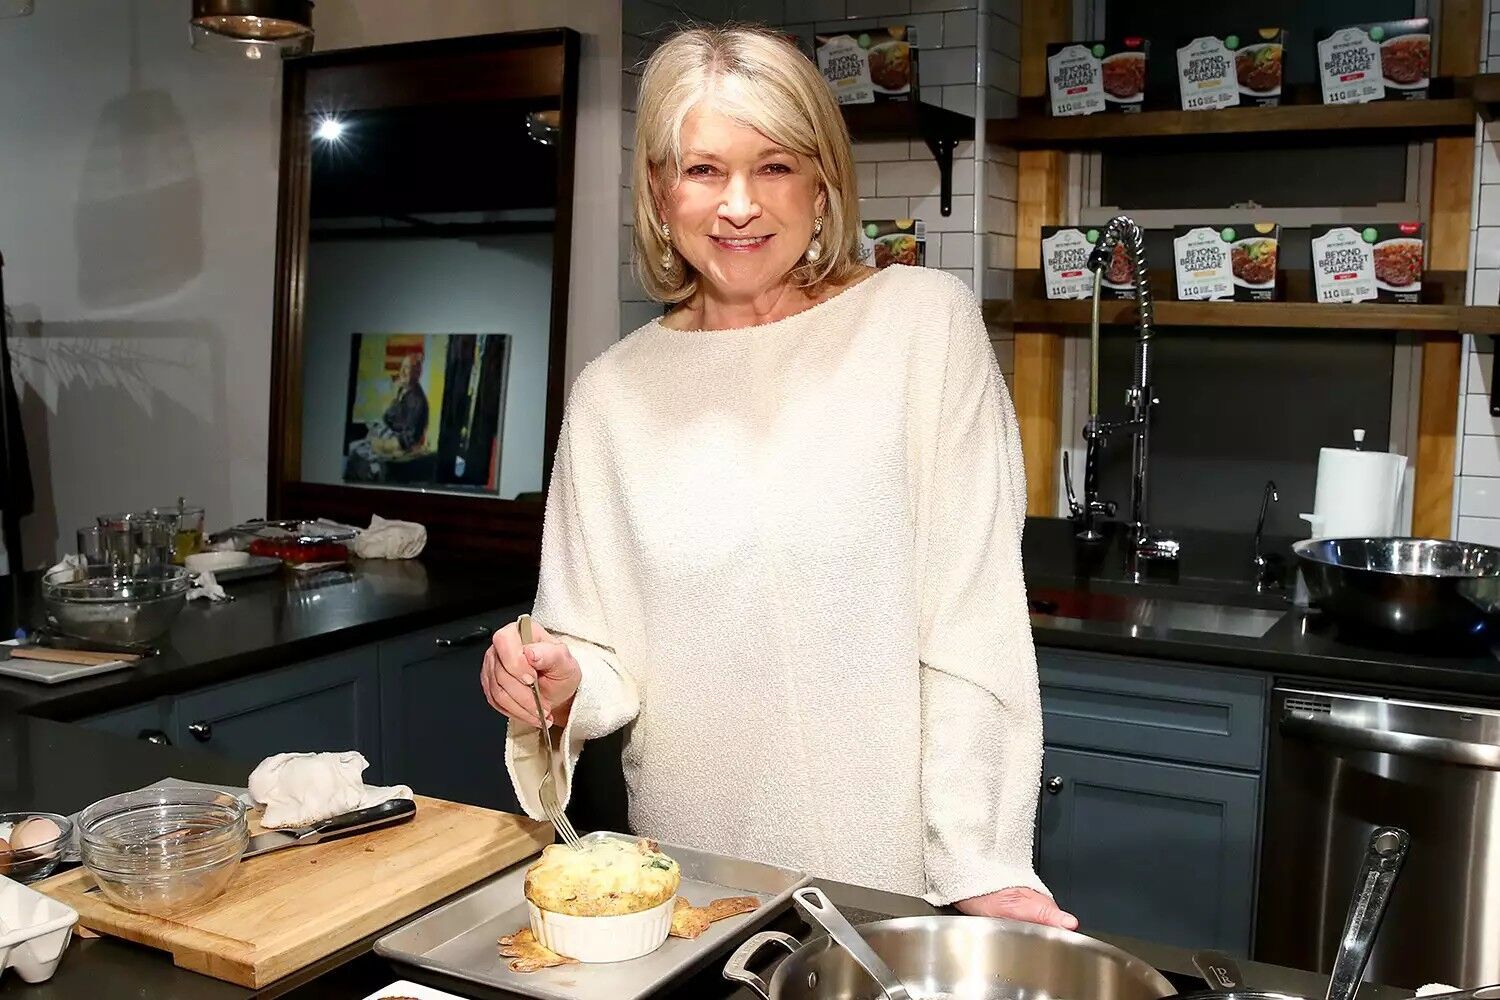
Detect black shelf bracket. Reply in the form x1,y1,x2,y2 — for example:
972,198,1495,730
922,130,959,217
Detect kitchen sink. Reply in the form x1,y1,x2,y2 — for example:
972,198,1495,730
1027,585,1288,639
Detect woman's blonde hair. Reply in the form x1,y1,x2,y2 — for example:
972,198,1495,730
631,25,864,304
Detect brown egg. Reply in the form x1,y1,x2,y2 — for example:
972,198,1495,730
0,835,11,874
11,816,62,852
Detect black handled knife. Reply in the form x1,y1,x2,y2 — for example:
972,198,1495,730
243,798,417,859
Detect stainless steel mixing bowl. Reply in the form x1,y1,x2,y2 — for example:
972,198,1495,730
42,565,190,644
1293,537,1500,636
725,915,1175,1000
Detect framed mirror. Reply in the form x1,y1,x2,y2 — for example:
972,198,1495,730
267,29,579,559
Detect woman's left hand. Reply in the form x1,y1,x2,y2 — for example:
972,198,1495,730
954,888,1078,929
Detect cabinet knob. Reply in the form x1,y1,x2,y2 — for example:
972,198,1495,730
138,729,172,746
1045,775,1065,794
188,721,213,742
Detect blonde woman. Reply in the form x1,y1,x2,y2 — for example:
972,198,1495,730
482,25,1074,927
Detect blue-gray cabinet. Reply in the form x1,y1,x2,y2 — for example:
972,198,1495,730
80,698,175,745
1035,649,1267,956
378,607,525,812
172,649,382,775
1037,745,1260,952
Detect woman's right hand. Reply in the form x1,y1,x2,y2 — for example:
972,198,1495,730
481,619,582,730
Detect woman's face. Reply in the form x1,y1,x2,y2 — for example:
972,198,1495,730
658,105,826,301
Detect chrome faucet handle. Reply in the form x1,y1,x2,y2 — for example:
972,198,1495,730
1063,450,1083,519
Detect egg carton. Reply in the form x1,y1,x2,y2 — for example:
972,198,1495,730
0,874,76,983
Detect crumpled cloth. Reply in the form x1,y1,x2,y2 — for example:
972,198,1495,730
187,569,227,602
45,554,85,579
248,751,413,829
351,515,426,560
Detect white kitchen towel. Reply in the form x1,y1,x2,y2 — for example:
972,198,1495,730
248,751,413,829
1416,987,1459,997
43,554,84,579
186,570,227,602
351,515,426,560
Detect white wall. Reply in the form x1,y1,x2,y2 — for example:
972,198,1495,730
0,0,622,567
0,0,282,567
1454,1,1500,544
300,234,554,499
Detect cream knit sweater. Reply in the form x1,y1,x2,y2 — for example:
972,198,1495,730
505,265,1045,903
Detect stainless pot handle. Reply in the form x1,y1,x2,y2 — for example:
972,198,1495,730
1324,827,1409,1000
1192,950,1246,991
723,931,801,1000
1281,713,1500,770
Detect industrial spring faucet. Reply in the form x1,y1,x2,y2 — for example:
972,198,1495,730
1064,215,1179,563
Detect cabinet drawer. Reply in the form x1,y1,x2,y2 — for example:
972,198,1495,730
81,699,175,745
1038,649,1268,770
378,605,528,668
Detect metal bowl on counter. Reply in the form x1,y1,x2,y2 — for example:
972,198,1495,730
42,564,190,644
1294,537,1500,636
77,787,248,915
725,914,1174,1000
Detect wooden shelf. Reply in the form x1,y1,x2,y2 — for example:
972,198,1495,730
988,79,1481,149
842,101,972,215
993,270,1497,334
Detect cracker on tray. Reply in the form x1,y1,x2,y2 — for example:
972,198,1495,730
668,895,762,940
498,927,578,973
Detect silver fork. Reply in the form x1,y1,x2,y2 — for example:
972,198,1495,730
519,614,583,849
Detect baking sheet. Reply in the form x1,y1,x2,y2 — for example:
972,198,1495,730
374,832,810,1000
211,555,282,583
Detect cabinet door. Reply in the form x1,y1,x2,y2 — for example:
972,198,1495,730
379,607,526,812
173,649,381,774
1037,747,1260,954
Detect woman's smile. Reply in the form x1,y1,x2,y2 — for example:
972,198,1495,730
710,234,774,252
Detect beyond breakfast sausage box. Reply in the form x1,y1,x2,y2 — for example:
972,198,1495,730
1176,29,1287,110
1041,226,1136,300
1318,20,1430,104
1045,38,1148,117
1171,224,1280,302
861,219,926,269
816,26,919,105
1310,224,1425,304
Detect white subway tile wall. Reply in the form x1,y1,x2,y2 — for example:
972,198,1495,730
616,0,1016,385
1454,2,1500,543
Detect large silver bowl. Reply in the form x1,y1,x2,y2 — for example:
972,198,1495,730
1294,537,1500,636
725,915,1174,1000
42,565,190,644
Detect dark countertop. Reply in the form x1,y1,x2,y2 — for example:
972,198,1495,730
0,534,1434,999
0,719,1409,1000
0,558,538,722
1023,518,1500,702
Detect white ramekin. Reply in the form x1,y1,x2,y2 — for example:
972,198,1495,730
527,895,675,963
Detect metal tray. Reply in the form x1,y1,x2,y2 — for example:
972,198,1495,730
211,554,283,583
374,832,810,1000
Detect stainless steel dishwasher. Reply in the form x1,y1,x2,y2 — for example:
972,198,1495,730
1256,687,1500,989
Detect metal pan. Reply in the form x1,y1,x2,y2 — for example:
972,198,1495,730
1294,538,1500,636
724,915,1175,1000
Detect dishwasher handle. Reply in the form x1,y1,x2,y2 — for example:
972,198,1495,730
1281,711,1500,770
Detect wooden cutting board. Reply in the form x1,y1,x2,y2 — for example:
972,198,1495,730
37,795,551,988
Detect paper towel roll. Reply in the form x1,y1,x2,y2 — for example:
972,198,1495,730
1307,446,1406,538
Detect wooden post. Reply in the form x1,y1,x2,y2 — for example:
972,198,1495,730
1412,1,1482,537
1010,0,1070,516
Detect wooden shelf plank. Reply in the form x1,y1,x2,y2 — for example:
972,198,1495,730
988,93,1477,149
841,100,971,140
1005,296,1460,331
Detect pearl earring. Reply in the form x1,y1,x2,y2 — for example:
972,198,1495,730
659,222,674,272
805,216,824,264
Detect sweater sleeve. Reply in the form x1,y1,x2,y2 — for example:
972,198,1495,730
505,409,641,821
918,285,1048,904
